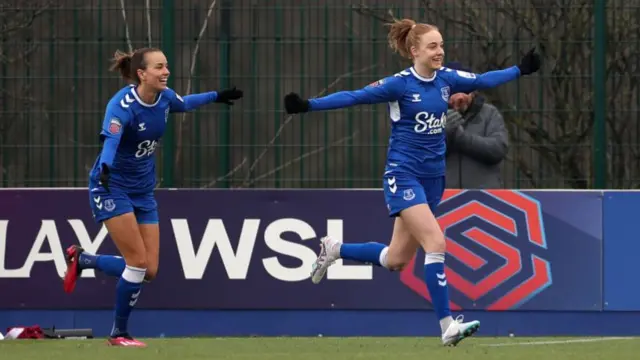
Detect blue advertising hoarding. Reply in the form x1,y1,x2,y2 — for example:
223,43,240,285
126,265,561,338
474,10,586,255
603,191,640,311
0,189,603,312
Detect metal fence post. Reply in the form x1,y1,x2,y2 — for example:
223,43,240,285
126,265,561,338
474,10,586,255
162,0,175,187
593,0,607,189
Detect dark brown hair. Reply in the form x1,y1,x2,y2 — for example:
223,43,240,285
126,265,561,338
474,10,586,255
109,47,162,83
386,18,439,60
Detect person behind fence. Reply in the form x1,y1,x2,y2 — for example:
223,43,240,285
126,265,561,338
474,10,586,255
444,62,509,189
61,47,243,347
283,18,540,346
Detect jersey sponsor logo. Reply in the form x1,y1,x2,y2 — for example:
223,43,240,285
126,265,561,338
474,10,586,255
414,111,446,134
136,140,158,158
400,190,552,310
456,70,476,79
108,118,122,135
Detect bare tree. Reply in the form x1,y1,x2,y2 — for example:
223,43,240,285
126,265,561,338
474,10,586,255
0,0,53,185
353,0,639,189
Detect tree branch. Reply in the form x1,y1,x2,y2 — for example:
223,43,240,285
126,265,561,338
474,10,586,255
145,0,152,47
240,63,378,187
243,132,359,188
200,156,247,188
118,0,133,52
173,0,218,173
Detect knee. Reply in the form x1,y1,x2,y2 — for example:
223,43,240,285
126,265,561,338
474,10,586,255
124,254,148,271
428,233,446,253
385,252,412,271
144,267,158,282
386,259,409,271
416,230,446,254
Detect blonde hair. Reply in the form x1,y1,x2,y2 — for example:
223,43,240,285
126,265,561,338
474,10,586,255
386,18,439,59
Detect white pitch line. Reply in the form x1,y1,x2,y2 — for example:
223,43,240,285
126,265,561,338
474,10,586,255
482,337,635,347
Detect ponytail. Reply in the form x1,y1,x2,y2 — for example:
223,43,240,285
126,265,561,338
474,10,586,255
386,18,439,60
109,50,135,82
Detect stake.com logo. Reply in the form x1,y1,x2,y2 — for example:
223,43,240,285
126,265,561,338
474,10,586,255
400,190,553,310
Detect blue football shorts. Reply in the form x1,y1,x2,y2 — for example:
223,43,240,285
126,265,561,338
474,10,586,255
88,186,159,225
382,172,445,217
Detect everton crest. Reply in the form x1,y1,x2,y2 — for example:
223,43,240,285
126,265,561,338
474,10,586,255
441,86,450,102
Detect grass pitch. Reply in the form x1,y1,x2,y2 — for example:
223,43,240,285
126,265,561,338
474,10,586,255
0,336,637,360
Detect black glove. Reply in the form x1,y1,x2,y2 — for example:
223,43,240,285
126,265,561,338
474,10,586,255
284,92,310,114
215,86,243,105
517,47,541,76
99,163,110,192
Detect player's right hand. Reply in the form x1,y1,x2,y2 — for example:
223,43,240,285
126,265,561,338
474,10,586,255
284,92,310,114
99,163,111,192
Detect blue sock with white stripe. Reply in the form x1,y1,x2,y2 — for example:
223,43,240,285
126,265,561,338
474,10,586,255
110,265,146,337
339,243,388,267
424,252,454,333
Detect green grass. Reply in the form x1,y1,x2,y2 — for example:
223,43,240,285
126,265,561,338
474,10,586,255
0,337,637,360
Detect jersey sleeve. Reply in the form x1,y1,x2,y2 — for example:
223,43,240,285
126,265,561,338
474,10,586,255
98,100,132,168
308,75,407,111
166,88,217,113
444,66,521,94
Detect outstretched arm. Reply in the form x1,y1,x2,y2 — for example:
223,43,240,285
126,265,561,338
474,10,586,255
448,47,540,94
168,87,243,113
449,67,521,94
284,75,407,114
171,92,217,112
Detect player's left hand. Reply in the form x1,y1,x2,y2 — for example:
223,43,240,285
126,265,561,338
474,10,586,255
517,47,541,75
215,87,244,105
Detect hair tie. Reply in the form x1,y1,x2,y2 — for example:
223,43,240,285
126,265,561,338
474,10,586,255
411,24,416,29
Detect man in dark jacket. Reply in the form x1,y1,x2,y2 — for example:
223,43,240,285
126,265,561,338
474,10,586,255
444,62,509,189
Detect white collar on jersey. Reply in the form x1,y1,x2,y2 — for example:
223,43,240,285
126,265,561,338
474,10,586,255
410,67,436,82
129,85,163,107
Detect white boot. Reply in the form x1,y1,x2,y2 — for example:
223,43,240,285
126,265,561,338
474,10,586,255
310,236,342,284
441,315,481,346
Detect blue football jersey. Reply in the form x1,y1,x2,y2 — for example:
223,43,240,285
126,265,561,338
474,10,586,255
308,65,520,178
89,85,216,194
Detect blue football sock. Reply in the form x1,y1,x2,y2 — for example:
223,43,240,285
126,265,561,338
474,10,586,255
339,242,388,267
424,252,452,328
79,253,126,277
110,265,146,337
